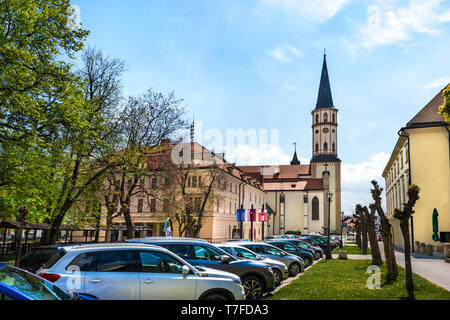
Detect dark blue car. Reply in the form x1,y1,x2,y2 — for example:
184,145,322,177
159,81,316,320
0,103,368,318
0,263,95,300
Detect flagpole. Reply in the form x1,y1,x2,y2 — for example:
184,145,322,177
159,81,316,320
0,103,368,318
250,204,254,241
261,204,265,241
240,205,243,239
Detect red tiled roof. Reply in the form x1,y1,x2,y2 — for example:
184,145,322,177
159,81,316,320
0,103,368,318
263,179,323,191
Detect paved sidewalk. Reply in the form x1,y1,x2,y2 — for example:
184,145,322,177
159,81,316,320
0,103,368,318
333,243,450,292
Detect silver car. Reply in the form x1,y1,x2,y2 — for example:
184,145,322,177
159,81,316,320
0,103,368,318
237,242,305,277
36,243,245,300
216,244,289,287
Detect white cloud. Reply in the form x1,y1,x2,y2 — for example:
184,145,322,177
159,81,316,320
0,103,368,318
358,0,450,48
341,152,390,213
268,44,304,63
423,76,450,90
261,0,352,23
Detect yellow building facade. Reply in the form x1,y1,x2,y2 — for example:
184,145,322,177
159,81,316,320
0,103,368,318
383,87,450,252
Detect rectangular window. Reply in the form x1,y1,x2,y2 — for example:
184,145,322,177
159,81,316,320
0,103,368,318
150,199,156,213
151,178,157,189
187,177,191,187
163,200,169,211
192,176,197,187
198,176,202,187
230,183,232,192
137,199,144,213
96,251,137,272
194,198,202,212
138,251,183,274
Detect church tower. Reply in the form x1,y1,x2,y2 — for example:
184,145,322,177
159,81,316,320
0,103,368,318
310,53,342,235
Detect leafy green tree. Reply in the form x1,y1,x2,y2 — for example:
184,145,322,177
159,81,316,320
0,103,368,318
439,84,450,123
0,0,90,227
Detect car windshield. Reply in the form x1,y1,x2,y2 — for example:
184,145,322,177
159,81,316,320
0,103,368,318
0,265,73,300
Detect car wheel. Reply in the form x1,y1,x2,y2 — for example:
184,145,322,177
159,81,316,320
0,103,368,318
202,292,229,300
273,269,282,287
305,257,313,266
242,276,264,300
314,252,321,260
288,262,301,277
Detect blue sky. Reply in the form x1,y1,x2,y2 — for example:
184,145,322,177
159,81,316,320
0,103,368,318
71,0,450,213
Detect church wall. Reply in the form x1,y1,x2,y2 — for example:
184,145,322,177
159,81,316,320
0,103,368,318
311,162,341,234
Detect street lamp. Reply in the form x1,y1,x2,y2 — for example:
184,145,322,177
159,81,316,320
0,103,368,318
326,191,333,260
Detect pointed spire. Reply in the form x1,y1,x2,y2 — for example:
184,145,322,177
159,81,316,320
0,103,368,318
316,51,334,109
190,115,195,142
290,142,300,165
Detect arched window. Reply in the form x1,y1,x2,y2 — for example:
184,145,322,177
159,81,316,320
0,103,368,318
315,143,319,152
324,142,328,150
332,113,335,123
315,114,319,124
312,197,319,220
332,143,336,152
324,113,328,122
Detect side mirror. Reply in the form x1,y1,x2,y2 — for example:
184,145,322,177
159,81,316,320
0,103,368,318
181,265,190,276
220,255,231,264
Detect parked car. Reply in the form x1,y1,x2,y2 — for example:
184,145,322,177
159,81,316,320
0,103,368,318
36,243,245,300
237,242,304,277
301,236,333,251
265,240,314,267
216,243,288,287
283,239,324,260
0,263,95,300
129,238,274,300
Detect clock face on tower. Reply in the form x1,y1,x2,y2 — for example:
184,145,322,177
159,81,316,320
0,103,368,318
322,127,329,134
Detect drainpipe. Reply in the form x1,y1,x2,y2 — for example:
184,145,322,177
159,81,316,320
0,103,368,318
398,128,414,252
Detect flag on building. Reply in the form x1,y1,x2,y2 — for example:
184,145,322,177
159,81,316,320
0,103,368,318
236,209,245,222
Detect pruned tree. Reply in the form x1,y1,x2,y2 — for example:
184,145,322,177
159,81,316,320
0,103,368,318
354,204,368,254
393,184,420,299
370,180,398,281
354,217,362,248
364,204,383,266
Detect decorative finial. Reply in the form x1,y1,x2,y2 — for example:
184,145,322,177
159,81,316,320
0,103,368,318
324,48,326,56
293,142,297,152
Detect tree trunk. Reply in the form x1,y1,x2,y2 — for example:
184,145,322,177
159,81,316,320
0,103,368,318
356,225,361,248
400,219,415,299
361,223,368,254
123,207,134,239
14,227,24,267
367,219,382,265
105,217,112,243
380,218,398,281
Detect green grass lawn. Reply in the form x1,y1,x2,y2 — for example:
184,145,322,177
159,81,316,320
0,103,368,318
271,259,450,300
334,245,371,255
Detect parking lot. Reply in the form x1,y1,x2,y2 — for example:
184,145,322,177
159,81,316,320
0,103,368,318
0,234,339,300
